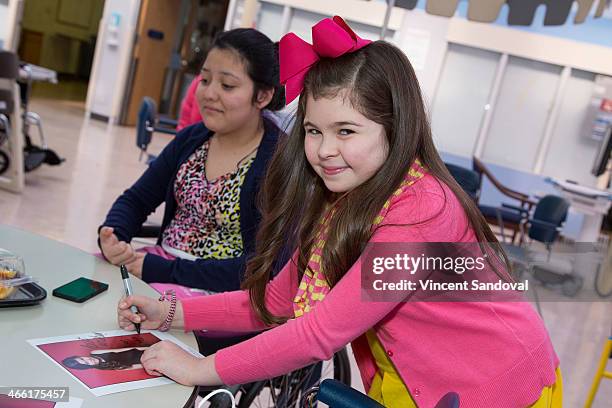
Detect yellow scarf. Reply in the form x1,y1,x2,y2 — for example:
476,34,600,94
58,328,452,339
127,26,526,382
292,160,426,318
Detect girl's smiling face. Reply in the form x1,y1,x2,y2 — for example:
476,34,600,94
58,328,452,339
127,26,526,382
303,91,389,193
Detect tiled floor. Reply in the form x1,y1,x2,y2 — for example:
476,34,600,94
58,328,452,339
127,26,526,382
0,98,170,251
0,98,611,407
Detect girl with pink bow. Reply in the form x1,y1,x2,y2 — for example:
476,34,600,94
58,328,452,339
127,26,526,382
118,16,560,407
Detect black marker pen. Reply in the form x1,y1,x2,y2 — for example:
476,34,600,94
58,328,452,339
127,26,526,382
120,265,141,334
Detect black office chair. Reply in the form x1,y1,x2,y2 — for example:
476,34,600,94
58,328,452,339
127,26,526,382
523,195,569,249
132,97,178,241
499,195,583,298
499,195,569,253
444,162,481,201
136,96,177,164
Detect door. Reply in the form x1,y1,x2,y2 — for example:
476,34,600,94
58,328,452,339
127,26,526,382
122,0,180,125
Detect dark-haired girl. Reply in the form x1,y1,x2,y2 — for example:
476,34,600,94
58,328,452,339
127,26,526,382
99,28,287,293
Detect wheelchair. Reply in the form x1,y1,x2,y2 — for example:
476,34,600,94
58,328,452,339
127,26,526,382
198,347,351,408
235,348,351,408
0,50,64,175
302,379,460,408
0,111,10,175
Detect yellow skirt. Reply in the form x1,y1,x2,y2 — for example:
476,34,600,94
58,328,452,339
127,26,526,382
365,330,562,408
528,367,563,408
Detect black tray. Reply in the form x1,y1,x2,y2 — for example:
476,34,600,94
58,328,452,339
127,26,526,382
0,282,47,307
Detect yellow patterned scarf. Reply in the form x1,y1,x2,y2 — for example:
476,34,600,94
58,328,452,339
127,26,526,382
292,160,426,318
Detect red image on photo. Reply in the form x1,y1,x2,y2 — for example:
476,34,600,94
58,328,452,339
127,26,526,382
0,394,56,408
34,333,161,389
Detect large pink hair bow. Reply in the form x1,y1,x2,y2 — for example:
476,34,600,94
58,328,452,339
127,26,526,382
279,16,371,104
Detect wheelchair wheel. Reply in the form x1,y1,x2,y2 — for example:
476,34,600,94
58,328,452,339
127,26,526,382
561,275,583,297
0,149,9,175
235,347,351,408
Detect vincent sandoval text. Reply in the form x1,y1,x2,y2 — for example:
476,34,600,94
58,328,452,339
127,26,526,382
372,279,529,291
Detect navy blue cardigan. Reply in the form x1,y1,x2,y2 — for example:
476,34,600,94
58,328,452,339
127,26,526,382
101,118,283,292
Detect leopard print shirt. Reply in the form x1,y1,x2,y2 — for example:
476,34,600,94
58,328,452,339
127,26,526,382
162,141,254,259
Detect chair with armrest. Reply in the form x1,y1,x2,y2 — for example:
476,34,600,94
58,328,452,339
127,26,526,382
499,195,583,302
444,162,481,202
136,97,178,164
472,156,536,243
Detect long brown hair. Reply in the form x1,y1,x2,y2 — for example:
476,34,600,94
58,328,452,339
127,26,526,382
242,41,511,325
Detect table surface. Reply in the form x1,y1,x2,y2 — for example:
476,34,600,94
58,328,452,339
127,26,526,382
546,177,612,200
0,225,198,408
19,64,59,84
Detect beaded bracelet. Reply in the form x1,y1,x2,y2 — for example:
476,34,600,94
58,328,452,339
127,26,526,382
158,290,176,332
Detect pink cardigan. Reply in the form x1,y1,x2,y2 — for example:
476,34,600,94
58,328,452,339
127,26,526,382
182,173,559,408
177,74,203,131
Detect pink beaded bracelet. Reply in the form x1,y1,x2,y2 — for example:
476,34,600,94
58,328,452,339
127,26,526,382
158,290,176,332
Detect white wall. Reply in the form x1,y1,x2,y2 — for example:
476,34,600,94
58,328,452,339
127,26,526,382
85,0,141,124
430,44,500,156
432,19,612,187
0,0,8,49
0,0,22,51
257,0,404,36
542,69,601,186
395,9,449,106
237,0,612,193
446,18,612,76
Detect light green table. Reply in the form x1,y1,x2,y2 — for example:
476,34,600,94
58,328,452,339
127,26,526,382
0,225,198,407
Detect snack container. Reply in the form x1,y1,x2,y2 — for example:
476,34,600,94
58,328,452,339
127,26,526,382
0,248,26,300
